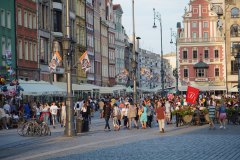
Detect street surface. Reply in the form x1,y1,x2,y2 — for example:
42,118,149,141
0,116,240,160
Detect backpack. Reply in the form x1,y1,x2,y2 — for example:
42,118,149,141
76,103,80,109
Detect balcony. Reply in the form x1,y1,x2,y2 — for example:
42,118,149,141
178,37,224,43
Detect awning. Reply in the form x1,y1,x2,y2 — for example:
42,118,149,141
194,61,209,68
53,82,100,91
179,85,226,91
17,80,66,96
228,86,238,92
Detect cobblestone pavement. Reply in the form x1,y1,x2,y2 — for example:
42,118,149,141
0,117,240,160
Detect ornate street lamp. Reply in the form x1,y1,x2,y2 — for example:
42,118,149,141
64,0,75,137
233,44,240,110
170,28,179,95
132,0,137,103
153,8,164,97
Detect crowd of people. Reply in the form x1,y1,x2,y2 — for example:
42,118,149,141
0,93,239,133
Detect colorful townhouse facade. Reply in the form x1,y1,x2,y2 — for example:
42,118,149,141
178,0,226,93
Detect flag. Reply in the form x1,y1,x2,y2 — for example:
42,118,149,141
79,51,91,72
186,86,199,104
55,50,62,63
48,54,57,73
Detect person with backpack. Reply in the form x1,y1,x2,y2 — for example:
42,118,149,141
74,98,83,117
103,101,112,131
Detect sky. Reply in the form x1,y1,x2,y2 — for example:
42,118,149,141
113,0,190,54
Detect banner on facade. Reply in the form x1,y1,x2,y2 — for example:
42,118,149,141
116,69,129,83
79,51,91,72
140,67,152,80
186,86,199,104
48,51,62,73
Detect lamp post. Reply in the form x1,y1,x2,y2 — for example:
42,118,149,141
170,28,179,95
132,0,137,103
233,44,240,110
153,8,164,97
236,52,240,110
64,0,75,137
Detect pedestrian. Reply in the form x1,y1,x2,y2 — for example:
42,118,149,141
61,101,66,127
122,102,129,128
208,98,216,129
128,102,138,129
140,103,147,129
50,102,59,128
40,103,50,124
165,100,171,124
103,102,112,131
98,99,104,118
112,103,120,131
155,100,165,133
219,100,227,129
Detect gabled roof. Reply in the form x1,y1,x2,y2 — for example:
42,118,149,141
194,61,209,68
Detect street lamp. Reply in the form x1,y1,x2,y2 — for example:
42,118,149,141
132,0,137,103
233,44,240,110
170,28,179,95
64,0,75,137
153,8,164,97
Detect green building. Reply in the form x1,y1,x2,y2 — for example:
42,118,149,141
0,0,16,81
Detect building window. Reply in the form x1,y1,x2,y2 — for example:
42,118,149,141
33,14,36,29
6,11,11,29
33,43,37,62
204,50,209,58
231,7,239,18
2,37,5,55
231,60,238,75
193,32,197,39
193,50,197,59
183,69,188,78
192,22,197,28
18,9,22,25
183,51,188,59
1,9,5,27
24,10,27,27
29,42,33,61
215,68,219,77
40,37,48,64
18,40,23,59
28,13,32,29
215,50,219,58
24,41,28,60
203,22,208,28
196,69,205,77
203,32,208,41
53,10,62,32
230,24,240,37
193,8,198,14
7,39,11,51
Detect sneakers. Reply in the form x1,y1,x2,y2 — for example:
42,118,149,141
162,128,165,133
219,126,223,129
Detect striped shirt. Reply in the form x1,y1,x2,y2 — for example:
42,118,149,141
208,105,216,118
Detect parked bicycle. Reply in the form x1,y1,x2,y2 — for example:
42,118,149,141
17,119,51,136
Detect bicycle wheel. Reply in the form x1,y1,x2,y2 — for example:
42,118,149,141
17,122,25,136
41,123,51,136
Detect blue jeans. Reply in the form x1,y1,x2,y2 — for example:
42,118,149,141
43,113,49,125
105,117,110,129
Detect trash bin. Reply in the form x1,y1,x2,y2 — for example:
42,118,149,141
76,118,83,133
82,118,89,132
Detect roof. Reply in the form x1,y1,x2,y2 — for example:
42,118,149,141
113,4,123,13
194,61,209,68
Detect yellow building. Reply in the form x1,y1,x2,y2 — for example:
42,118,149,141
75,0,87,84
224,0,240,93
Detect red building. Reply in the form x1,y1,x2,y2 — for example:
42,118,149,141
178,0,226,93
16,0,39,81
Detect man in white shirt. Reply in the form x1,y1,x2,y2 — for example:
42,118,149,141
50,102,59,128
